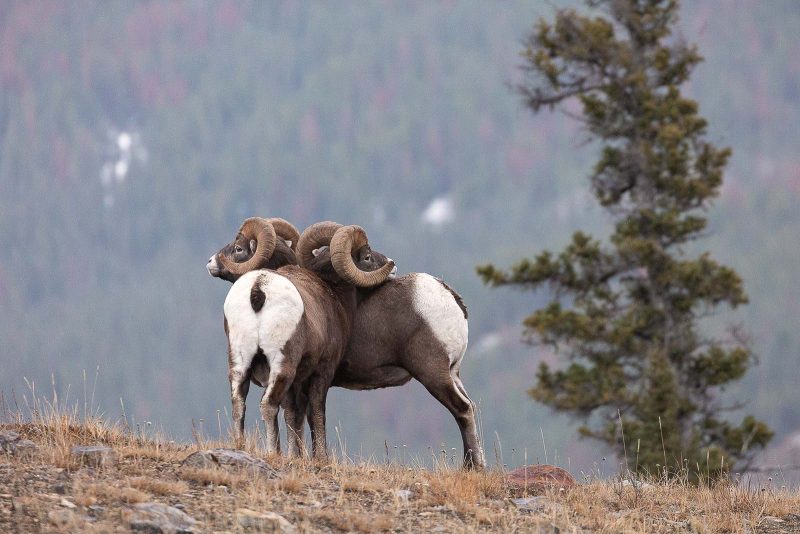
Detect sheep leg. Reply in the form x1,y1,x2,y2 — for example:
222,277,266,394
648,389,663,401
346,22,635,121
226,315,256,448
417,372,484,469
306,376,330,461
229,374,250,448
259,352,296,456
450,371,486,469
283,384,308,457
405,346,485,469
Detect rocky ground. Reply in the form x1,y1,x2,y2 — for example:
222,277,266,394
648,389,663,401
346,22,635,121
1,421,799,533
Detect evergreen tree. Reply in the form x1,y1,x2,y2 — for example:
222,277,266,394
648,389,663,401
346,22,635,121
478,0,771,477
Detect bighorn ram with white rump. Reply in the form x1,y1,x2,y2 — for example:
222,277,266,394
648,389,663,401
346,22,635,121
208,218,486,469
211,218,395,459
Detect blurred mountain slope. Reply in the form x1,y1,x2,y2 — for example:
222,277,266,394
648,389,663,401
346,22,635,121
1,1,798,471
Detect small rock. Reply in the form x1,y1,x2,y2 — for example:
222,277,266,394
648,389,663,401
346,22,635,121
512,496,561,513
506,465,577,496
59,497,77,509
0,430,38,455
124,502,200,534
394,489,413,502
14,439,38,453
236,508,295,533
181,449,278,478
0,430,20,447
761,516,785,524
71,445,118,467
53,483,67,495
87,504,105,516
48,508,77,528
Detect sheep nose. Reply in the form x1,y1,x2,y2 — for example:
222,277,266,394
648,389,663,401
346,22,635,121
207,256,220,276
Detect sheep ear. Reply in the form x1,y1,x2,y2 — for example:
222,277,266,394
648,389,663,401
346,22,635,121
283,239,293,249
312,246,329,257
249,239,257,254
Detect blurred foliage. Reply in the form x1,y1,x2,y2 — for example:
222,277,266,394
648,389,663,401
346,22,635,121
0,1,798,471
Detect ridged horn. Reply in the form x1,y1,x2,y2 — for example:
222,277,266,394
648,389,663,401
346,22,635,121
266,218,299,251
329,225,395,287
217,218,277,275
296,221,342,267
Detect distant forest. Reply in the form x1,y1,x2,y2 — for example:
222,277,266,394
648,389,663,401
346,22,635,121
1,1,798,472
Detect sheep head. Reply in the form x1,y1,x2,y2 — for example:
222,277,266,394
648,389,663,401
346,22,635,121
297,222,396,287
207,217,299,282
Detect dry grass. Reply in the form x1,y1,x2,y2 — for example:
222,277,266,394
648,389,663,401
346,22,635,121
313,509,395,532
72,479,150,505
340,475,386,494
127,476,188,496
274,471,309,493
179,466,245,488
424,469,506,505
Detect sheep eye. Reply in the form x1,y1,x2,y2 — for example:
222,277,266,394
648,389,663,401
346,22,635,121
365,254,372,262
235,246,243,254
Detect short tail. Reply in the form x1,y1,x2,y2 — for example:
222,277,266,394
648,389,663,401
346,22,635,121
250,277,266,312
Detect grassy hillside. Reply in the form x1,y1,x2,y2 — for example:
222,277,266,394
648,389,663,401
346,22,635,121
2,399,799,533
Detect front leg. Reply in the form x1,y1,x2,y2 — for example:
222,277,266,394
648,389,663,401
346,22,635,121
283,384,308,457
306,375,331,461
259,351,296,455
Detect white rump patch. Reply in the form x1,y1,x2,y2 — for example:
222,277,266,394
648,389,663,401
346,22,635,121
411,273,468,368
224,270,304,378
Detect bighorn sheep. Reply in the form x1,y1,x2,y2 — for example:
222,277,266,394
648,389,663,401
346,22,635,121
210,218,394,459
209,219,486,469
301,248,485,469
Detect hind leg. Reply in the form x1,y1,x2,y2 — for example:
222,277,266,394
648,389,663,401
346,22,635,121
259,350,296,455
230,375,250,448
404,341,485,469
227,336,256,448
450,371,485,469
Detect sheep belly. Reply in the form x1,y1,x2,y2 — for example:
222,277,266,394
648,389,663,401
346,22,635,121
224,271,304,378
411,273,469,367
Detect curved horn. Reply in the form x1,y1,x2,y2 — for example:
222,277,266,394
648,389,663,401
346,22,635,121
266,218,299,251
217,218,277,276
330,225,395,287
296,221,342,267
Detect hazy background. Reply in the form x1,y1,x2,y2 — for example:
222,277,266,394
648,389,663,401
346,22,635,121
1,1,798,474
